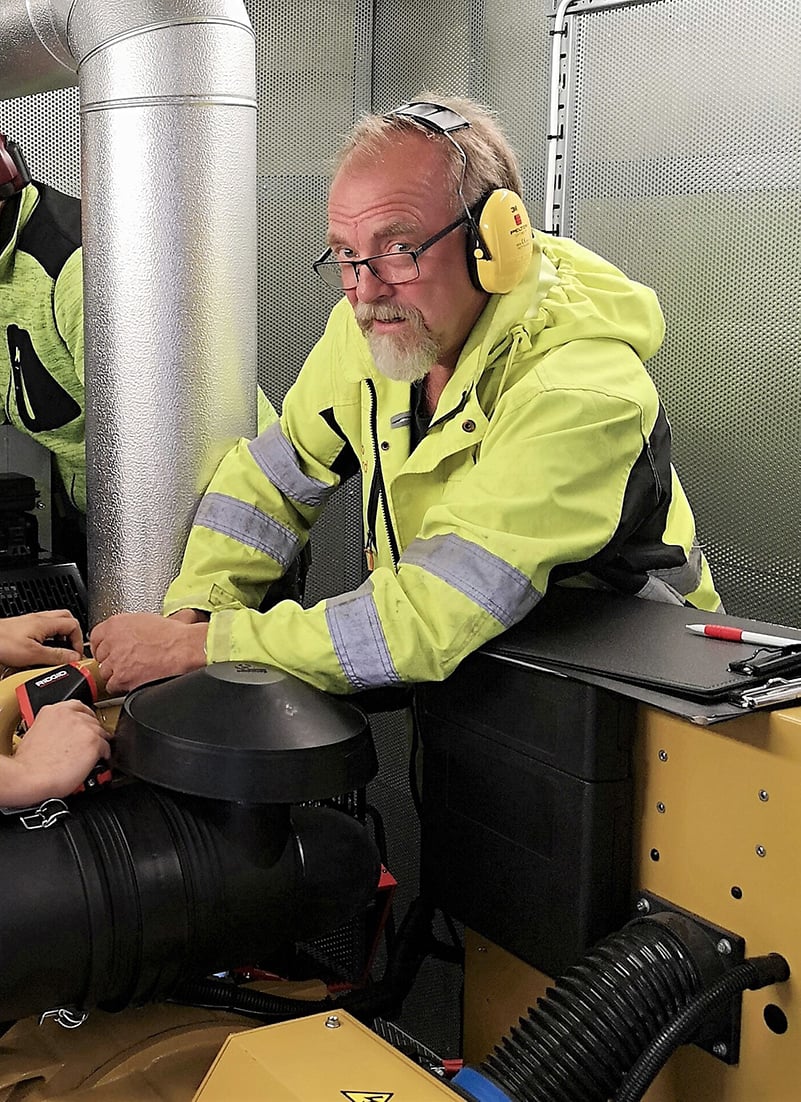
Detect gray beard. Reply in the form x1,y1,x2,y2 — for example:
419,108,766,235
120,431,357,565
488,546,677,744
356,303,439,383
366,331,438,383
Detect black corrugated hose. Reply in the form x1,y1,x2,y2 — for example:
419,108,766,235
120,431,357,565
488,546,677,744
451,914,789,1102
614,952,790,1102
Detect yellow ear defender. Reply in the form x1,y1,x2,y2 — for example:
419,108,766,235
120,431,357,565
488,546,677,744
471,187,537,294
388,100,538,295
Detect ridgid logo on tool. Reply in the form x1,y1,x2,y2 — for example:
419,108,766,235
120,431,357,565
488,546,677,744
34,669,70,688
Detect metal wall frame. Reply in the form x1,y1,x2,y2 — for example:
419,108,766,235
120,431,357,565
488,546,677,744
545,0,801,627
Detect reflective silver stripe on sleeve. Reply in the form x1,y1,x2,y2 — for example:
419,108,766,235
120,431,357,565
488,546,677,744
194,492,300,568
400,533,541,627
248,422,336,508
647,540,704,596
325,580,402,691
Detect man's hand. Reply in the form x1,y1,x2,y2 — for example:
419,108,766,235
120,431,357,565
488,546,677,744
90,613,208,694
0,610,84,668
2,700,112,807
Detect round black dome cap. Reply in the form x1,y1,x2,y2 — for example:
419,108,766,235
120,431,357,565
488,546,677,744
114,662,377,803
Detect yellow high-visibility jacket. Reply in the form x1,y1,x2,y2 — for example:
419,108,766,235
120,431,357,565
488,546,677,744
164,233,721,693
0,182,85,510
1,183,277,515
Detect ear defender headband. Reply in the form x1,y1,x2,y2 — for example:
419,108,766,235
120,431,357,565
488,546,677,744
387,101,537,294
0,134,31,200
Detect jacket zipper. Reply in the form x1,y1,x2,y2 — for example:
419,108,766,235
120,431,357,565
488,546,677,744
365,379,401,572
6,328,20,421
645,441,663,500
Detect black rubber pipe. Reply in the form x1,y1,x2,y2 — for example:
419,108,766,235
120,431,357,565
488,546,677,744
452,912,727,1102
0,783,380,1022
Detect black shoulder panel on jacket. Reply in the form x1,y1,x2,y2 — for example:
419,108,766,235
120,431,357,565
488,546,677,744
320,406,360,481
18,182,82,281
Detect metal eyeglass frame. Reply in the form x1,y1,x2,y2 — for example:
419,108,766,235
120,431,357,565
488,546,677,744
312,212,469,291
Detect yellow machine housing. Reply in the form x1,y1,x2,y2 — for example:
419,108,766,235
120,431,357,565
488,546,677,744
193,1010,457,1101
462,703,800,1102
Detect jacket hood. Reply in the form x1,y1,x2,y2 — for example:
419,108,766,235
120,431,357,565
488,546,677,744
474,231,666,370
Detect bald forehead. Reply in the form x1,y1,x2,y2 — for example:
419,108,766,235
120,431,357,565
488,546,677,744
334,128,448,188
326,132,459,251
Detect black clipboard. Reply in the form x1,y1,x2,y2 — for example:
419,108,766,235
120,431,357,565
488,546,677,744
481,588,801,725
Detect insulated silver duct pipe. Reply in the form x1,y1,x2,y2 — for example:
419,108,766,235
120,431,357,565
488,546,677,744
0,0,258,622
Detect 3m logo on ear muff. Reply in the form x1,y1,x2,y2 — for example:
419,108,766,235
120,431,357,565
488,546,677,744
387,100,538,295
469,188,536,295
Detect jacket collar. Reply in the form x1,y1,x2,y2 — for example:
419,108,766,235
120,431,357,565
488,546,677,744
0,184,38,279
335,244,552,411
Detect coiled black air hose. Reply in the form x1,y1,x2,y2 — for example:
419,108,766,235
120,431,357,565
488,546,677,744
451,912,743,1102
614,952,790,1102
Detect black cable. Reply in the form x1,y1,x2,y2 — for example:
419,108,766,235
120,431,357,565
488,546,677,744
171,895,437,1027
169,978,334,1022
408,693,464,961
363,801,397,954
614,953,790,1102
363,802,389,867
408,692,424,819
440,909,464,956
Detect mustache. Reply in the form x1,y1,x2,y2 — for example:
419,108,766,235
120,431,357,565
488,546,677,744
354,302,426,333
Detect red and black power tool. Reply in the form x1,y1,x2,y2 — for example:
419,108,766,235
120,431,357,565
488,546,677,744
15,664,112,792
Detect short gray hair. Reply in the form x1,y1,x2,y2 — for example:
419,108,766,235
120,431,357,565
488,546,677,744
330,92,523,213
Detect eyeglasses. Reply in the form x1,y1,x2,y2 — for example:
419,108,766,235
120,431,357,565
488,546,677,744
313,213,469,291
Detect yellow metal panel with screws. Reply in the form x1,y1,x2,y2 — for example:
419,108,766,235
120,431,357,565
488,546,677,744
462,703,801,1102
192,1010,457,1101
633,704,800,1101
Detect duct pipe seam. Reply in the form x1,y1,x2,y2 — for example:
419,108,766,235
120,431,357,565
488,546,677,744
0,0,75,97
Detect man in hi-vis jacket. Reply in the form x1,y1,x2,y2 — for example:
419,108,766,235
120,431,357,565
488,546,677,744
91,94,721,696
0,133,86,568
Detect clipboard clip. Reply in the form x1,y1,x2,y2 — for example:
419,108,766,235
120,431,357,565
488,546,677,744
728,647,801,677
730,676,801,710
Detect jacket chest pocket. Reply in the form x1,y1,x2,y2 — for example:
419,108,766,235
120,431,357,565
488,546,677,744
7,324,81,432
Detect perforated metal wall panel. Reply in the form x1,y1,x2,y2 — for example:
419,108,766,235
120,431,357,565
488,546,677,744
249,0,374,602
372,0,550,225
0,87,81,196
555,0,801,625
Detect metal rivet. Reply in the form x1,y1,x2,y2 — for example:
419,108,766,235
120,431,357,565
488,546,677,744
758,790,769,802
658,750,668,762
712,1042,728,1058
635,898,651,915
717,938,732,955
650,848,660,862
325,1014,341,1029
731,885,743,899
656,802,666,814
461,419,476,433
756,845,767,858
380,440,390,451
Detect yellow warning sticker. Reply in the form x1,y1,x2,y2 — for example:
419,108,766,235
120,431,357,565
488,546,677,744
340,1093,394,1102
